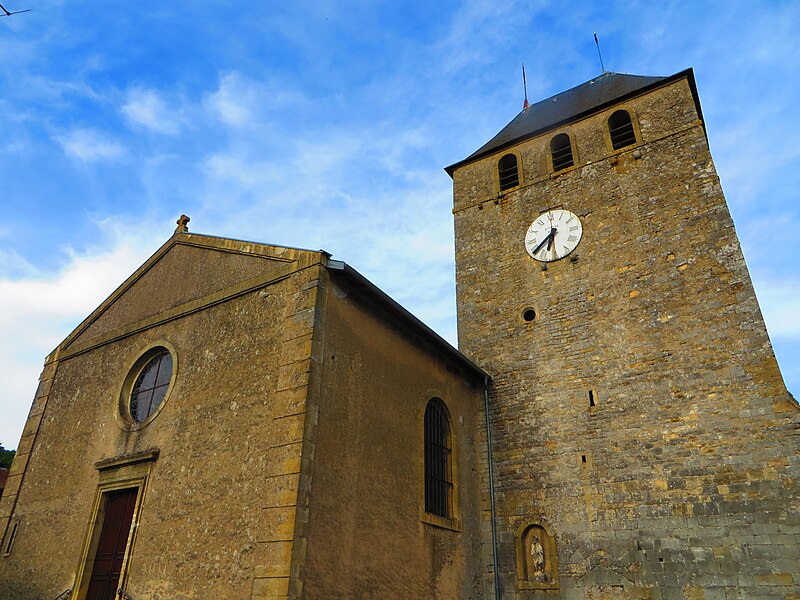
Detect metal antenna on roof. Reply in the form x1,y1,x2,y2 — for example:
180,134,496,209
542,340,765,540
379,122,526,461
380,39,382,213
522,63,529,110
593,33,606,73
0,2,31,17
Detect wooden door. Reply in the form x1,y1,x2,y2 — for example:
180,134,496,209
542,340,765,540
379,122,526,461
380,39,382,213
85,488,138,600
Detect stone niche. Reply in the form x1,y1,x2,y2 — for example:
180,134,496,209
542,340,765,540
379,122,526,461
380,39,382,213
516,520,559,591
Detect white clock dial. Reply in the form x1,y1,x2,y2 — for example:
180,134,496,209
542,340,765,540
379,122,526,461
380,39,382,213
524,209,583,262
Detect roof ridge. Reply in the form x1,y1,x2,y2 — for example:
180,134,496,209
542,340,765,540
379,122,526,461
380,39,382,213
179,230,326,256
526,72,664,114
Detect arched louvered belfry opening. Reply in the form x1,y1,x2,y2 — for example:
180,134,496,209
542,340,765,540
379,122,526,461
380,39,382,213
608,109,637,150
424,397,453,518
498,153,520,190
550,133,574,171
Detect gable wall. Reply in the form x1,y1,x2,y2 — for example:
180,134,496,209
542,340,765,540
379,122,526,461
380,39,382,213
67,237,299,348
0,250,325,600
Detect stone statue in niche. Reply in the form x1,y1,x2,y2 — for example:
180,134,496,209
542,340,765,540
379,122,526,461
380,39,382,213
516,521,558,590
530,534,545,575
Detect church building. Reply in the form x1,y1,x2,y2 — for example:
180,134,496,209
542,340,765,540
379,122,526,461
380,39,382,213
1,68,798,599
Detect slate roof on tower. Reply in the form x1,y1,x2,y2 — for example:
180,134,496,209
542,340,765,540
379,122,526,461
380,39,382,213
445,68,702,175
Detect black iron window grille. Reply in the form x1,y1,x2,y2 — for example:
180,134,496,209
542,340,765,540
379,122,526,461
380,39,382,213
608,110,637,150
550,133,574,171
498,153,520,190
424,398,453,518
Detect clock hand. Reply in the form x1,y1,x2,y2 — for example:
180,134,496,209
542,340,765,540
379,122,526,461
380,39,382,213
532,228,556,256
547,227,556,251
532,235,550,256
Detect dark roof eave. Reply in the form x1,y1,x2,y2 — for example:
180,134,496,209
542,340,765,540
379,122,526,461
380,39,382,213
326,260,488,381
444,68,703,177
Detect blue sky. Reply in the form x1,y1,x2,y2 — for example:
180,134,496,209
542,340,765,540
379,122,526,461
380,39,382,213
1,1,798,446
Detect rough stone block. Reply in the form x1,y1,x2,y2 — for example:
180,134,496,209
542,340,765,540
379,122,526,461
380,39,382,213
251,576,290,598
258,506,296,542
254,540,294,579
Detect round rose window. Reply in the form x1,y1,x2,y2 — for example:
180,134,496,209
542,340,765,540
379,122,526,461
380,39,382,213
129,349,173,423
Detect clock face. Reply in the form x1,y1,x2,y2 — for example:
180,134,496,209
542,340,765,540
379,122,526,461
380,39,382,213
524,209,583,262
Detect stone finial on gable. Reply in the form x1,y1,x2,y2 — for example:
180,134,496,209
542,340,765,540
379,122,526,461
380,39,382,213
175,214,190,234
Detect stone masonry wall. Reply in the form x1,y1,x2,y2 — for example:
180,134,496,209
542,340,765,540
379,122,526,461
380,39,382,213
453,77,800,599
300,268,486,599
0,239,325,600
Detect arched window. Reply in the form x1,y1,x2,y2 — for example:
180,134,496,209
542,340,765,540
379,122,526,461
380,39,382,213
498,153,520,190
550,133,574,171
608,110,636,150
424,398,452,518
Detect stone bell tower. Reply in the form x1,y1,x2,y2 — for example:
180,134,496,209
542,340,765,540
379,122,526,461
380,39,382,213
447,69,799,598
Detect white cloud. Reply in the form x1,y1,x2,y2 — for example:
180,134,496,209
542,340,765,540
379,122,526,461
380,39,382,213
0,248,39,278
204,72,305,126
24,76,105,105
204,154,283,190
206,73,256,126
56,128,125,162
122,88,183,134
5,0,800,441
438,0,532,73
0,229,161,446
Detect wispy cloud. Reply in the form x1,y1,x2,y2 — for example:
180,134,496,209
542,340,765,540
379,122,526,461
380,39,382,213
204,72,306,127
438,0,528,72
56,128,125,162
122,88,184,134
206,74,254,126
0,248,40,279
1,0,799,444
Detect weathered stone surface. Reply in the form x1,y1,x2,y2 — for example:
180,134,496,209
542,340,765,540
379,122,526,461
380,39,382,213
0,236,322,600
452,74,800,598
299,267,486,598
0,233,487,600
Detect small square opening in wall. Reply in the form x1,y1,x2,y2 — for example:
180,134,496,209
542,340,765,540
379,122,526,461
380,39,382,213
578,452,592,470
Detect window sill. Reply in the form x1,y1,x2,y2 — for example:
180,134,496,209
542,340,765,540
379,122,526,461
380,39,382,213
550,164,577,177
421,512,461,532
609,142,639,156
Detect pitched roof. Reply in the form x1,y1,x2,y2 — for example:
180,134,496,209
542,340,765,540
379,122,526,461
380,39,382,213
445,68,699,175
51,227,487,381
326,260,487,381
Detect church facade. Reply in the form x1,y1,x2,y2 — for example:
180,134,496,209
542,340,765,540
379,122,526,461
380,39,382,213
0,68,798,599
